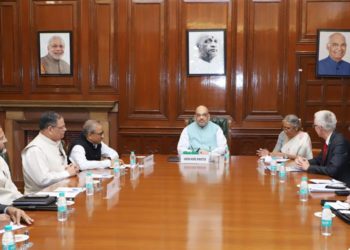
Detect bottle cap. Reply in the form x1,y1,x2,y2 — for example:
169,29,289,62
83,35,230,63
301,176,308,181
59,191,65,197
4,224,12,231
324,203,331,209
87,172,92,176
114,167,120,172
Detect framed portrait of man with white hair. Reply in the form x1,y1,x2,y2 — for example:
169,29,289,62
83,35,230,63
187,29,226,76
316,29,350,77
38,31,72,76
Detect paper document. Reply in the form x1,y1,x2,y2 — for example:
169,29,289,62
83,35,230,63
91,173,113,179
327,201,350,210
37,187,85,199
309,179,345,184
308,184,350,193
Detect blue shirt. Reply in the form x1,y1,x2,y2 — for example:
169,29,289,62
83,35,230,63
318,56,350,76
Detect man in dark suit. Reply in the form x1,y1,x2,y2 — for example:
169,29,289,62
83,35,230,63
0,204,33,226
296,110,350,185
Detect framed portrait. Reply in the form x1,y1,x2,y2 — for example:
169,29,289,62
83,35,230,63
38,31,73,76
316,29,350,77
187,29,226,76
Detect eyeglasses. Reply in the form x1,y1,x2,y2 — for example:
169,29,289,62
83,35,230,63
93,131,104,136
282,126,294,131
195,113,209,118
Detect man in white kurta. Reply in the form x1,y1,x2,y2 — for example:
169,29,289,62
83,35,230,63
0,126,23,205
21,112,79,194
177,105,227,155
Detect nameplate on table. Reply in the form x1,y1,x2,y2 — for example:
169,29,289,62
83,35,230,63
180,154,210,164
105,178,120,199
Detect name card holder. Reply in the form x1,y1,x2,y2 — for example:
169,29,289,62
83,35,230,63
144,154,154,167
180,154,210,164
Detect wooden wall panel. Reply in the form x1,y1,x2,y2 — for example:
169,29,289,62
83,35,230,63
89,0,117,92
30,0,80,93
126,1,167,119
298,53,350,149
180,1,232,116
0,1,21,92
300,0,350,42
245,0,286,120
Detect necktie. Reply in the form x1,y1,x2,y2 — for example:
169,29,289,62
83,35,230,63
322,143,328,164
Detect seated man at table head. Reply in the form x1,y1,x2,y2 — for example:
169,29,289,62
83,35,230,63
0,125,23,205
295,110,350,185
0,204,33,227
67,120,119,170
177,105,227,155
21,111,79,194
257,114,313,160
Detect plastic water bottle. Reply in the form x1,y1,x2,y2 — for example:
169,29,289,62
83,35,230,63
130,151,136,167
299,176,309,202
86,172,94,196
2,224,16,250
224,146,230,163
113,166,120,178
278,163,286,183
57,191,68,222
270,160,277,175
113,156,120,169
321,203,332,236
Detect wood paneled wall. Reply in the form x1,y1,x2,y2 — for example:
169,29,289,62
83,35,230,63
1,0,350,161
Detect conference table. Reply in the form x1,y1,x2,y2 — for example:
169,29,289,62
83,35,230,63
17,155,350,249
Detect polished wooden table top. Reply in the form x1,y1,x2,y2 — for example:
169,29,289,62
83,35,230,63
20,155,350,249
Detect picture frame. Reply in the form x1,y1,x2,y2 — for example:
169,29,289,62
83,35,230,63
38,31,73,76
316,29,350,77
187,29,226,76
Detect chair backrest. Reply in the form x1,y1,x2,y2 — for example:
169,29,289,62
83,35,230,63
185,116,231,147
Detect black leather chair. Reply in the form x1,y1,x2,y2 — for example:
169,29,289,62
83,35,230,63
185,116,231,148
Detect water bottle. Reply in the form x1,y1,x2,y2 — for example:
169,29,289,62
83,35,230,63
270,160,277,176
278,163,286,183
130,151,136,167
299,176,309,202
113,156,120,169
224,146,230,163
321,203,332,236
113,166,120,178
2,224,16,250
57,191,68,222
86,172,94,196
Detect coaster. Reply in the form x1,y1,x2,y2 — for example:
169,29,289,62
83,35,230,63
56,200,75,206
314,211,336,218
14,234,29,243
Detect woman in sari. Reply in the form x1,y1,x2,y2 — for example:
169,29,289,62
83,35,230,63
257,114,313,160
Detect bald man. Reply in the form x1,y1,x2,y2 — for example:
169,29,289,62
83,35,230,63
177,105,227,155
196,34,219,63
318,32,350,76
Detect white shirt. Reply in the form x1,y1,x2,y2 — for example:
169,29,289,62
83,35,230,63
177,126,227,155
0,157,22,205
22,133,70,194
69,142,118,170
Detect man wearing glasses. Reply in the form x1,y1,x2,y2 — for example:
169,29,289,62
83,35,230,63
177,105,227,155
295,110,350,185
317,32,350,76
68,120,118,170
21,111,79,194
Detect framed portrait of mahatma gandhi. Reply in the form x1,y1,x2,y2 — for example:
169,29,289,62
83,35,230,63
316,29,350,77
38,31,72,76
187,29,226,76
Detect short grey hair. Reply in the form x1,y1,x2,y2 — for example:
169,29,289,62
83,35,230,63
314,110,337,131
82,120,101,136
283,114,302,130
